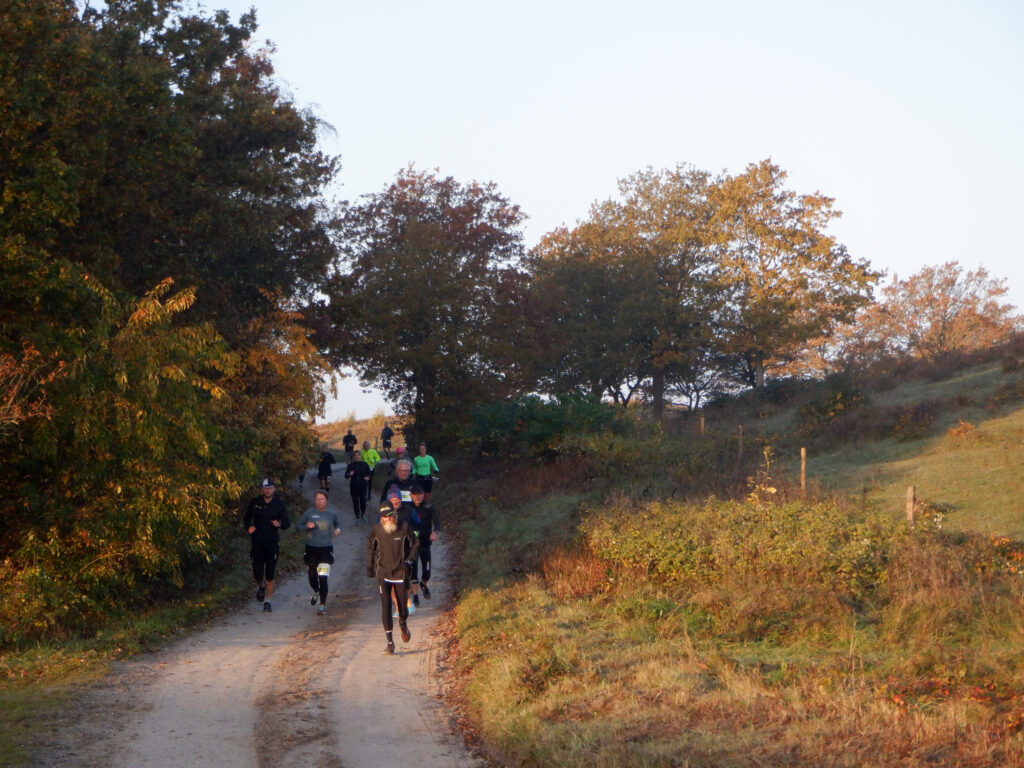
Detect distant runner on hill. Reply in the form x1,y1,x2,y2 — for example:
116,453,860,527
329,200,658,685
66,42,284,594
380,422,394,458
318,449,336,492
412,442,439,503
345,449,372,522
342,428,358,463
361,440,381,502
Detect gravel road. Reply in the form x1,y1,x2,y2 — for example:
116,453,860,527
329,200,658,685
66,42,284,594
31,484,483,768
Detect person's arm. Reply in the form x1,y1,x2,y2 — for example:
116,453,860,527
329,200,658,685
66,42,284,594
405,528,420,566
243,500,255,533
366,530,378,576
430,456,439,474
277,502,290,530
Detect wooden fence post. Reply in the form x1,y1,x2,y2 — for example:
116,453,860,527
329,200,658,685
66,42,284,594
800,446,807,495
906,485,916,526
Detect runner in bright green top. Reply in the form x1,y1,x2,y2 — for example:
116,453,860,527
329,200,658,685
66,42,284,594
362,440,381,503
412,442,439,502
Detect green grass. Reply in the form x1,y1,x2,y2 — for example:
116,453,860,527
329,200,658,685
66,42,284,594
789,365,1024,537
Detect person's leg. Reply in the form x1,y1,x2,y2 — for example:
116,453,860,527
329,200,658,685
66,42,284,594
419,545,432,598
409,557,419,606
263,544,279,609
350,490,361,520
394,581,411,643
380,580,396,653
252,545,266,601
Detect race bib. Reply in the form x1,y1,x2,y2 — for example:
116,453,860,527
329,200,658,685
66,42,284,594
316,563,331,577
401,490,412,502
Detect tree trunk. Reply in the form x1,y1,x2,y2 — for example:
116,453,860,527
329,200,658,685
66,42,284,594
651,368,665,421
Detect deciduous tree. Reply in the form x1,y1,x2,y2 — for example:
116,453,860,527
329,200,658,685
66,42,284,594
709,160,877,388
324,167,528,442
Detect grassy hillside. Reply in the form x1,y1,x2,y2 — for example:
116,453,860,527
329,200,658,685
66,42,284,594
315,413,409,454
700,361,1024,538
445,357,1024,767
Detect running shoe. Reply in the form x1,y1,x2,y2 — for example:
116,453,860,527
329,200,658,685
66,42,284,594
392,607,399,618
310,593,319,605
406,600,415,615
421,583,431,600
412,593,420,607
385,641,395,655
256,584,266,602
400,622,411,643
317,605,326,616
263,601,272,613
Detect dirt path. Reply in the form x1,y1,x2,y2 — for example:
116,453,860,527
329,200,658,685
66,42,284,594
34,483,482,768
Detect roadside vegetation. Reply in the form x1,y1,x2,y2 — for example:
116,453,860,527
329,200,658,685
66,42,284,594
446,361,1024,767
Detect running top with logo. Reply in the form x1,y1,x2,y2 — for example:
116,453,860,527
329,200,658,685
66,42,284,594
412,453,439,480
243,494,290,542
294,506,341,547
366,520,419,581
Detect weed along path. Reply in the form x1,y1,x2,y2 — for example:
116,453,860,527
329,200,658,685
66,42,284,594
38,485,481,768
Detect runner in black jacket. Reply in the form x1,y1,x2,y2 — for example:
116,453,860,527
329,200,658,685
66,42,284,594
409,485,440,601
366,504,419,655
243,477,290,613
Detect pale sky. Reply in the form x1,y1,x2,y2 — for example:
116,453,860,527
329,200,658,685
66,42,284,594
204,0,1024,420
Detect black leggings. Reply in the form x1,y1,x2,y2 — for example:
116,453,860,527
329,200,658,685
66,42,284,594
305,546,333,605
351,489,367,518
418,545,432,584
379,579,408,632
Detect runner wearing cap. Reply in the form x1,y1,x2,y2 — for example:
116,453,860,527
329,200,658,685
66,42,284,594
243,477,290,613
366,502,419,655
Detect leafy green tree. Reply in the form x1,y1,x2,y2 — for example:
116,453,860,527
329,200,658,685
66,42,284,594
0,0,337,641
708,160,878,388
324,167,528,442
0,278,237,643
529,166,722,416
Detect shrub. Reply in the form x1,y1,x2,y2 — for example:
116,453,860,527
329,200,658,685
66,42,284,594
890,401,938,440
463,395,625,461
796,386,867,438
582,498,900,640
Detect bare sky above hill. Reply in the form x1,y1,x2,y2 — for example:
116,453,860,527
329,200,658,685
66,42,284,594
204,0,1024,420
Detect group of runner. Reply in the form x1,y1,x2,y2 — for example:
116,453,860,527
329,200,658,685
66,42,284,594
243,424,442,655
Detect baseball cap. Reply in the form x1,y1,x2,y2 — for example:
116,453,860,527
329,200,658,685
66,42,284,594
410,483,425,496
379,503,396,517
261,477,275,488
